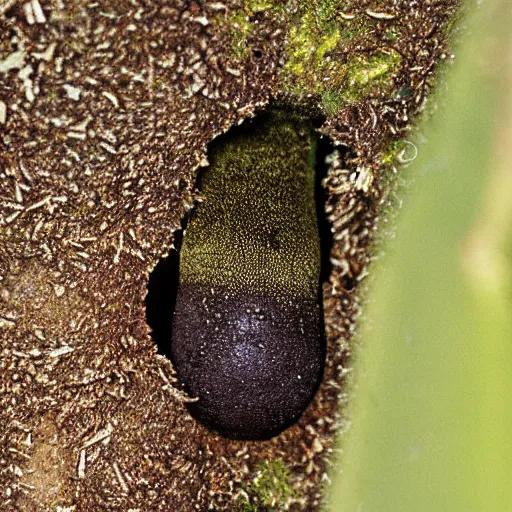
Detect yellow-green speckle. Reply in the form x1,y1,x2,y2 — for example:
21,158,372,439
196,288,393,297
217,1,404,111
317,49,401,115
222,1,282,58
321,90,344,116
245,0,279,14
228,11,252,58
180,109,320,300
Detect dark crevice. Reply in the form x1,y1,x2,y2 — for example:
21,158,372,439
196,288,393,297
315,133,336,284
145,225,185,359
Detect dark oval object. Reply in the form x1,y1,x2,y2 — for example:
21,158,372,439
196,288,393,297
170,109,325,440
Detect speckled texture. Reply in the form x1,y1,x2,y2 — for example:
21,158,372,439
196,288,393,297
178,109,320,299
0,0,461,510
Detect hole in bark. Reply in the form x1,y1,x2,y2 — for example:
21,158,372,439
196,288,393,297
146,109,340,358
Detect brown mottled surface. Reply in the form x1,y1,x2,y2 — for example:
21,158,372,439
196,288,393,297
0,1,460,510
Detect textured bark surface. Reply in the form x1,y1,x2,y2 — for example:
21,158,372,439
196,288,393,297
0,1,460,510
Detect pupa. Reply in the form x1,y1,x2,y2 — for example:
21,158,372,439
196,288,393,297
170,109,325,440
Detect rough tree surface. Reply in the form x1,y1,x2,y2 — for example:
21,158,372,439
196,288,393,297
0,1,460,510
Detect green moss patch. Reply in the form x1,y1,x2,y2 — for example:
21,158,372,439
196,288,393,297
227,11,253,58
277,3,403,114
281,6,344,94
219,1,283,58
216,2,404,112
343,50,401,101
235,459,297,511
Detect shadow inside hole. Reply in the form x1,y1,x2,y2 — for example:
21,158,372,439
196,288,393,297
145,230,183,359
315,134,337,284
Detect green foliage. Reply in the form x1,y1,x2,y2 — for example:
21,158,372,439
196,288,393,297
221,1,405,111
283,12,341,80
253,459,296,506
328,2,512,511
244,0,279,13
234,498,260,512
321,90,343,116
318,49,403,111
380,139,418,166
222,0,283,58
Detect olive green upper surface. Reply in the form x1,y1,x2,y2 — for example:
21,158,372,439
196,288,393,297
180,110,321,300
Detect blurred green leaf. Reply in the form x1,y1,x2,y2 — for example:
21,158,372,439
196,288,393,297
329,2,512,511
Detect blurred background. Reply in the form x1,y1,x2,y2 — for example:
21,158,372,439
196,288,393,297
329,1,512,510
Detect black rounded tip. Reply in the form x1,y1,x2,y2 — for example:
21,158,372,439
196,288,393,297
171,284,325,440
